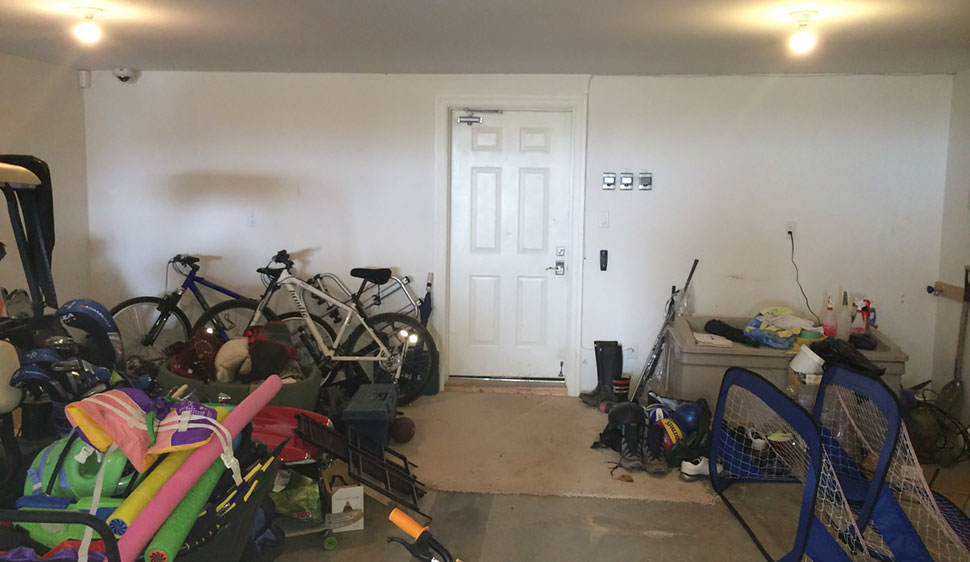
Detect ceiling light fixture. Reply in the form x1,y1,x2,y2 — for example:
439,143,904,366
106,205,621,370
788,10,819,54
72,7,103,44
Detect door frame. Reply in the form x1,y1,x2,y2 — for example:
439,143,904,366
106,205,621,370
431,95,588,396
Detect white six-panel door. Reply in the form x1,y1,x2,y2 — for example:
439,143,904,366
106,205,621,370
449,110,573,379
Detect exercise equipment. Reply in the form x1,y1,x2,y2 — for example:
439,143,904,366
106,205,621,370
117,376,282,562
0,156,57,332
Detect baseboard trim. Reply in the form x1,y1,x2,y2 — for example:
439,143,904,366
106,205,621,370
445,376,568,396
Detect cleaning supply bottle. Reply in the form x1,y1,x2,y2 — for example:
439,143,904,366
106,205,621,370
822,296,837,337
851,299,867,335
836,291,852,340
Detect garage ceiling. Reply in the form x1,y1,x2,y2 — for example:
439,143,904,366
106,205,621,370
0,0,968,74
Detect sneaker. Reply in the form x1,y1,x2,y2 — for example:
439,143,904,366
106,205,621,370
679,456,723,481
618,424,645,471
642,423,670,475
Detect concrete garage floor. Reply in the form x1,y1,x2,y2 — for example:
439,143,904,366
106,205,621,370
279,490,767,561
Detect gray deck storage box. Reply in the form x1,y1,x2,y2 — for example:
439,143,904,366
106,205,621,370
665,315,907,407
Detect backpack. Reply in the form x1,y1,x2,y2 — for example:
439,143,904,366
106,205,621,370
243,322,294,382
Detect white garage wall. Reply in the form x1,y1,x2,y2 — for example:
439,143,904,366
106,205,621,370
584,75,951,388
0,53,89,303
934,70,970,423
83,72,952,391
82,73,589,321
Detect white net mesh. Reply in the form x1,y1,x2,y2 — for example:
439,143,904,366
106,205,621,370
715,383,869,561
816,382,970,561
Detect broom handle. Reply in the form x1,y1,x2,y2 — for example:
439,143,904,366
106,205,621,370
954,266,970,383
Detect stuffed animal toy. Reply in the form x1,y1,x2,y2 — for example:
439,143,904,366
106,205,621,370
213,337,252,383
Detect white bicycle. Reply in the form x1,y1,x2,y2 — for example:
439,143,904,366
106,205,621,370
191,250,438,405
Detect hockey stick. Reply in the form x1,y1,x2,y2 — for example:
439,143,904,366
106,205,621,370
630,259,699,403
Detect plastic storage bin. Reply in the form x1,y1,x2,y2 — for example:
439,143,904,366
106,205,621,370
666,315,907,407
341,384,398,453
156,362,321,410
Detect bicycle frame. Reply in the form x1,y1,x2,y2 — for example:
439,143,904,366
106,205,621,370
143,268,248,345
253,270,394,364
311,273,420,319
171,267,246,306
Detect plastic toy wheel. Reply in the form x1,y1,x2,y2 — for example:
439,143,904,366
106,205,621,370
322,533,337,551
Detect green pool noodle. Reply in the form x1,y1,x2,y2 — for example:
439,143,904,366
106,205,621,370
109,407,231,538
144,457,225,562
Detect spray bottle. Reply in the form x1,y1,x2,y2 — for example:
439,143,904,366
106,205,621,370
836,291,852,340
851,298,868,335
822,295,837,337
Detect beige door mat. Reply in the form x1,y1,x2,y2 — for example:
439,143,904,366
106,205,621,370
395,391,716,505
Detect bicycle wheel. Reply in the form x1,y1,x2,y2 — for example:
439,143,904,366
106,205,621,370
191,299,278,342
277,312,339,382
110,296,190,364
343,312,438,405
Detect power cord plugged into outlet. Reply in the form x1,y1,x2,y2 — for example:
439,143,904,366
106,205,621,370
788,229,821,325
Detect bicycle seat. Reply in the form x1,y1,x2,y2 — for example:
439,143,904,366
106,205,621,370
179,256,200,265
350,268,392,285
257,266,285,277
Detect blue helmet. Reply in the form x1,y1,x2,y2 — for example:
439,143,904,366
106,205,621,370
674,402,705,435
21,348,63,368
56,299,123,366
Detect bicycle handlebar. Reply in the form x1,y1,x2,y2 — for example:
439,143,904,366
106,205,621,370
272,249,295,269
388,509,462,562
389,508,429,540
171,254,200,272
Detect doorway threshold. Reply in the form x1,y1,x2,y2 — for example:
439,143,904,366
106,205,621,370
445,376,567,397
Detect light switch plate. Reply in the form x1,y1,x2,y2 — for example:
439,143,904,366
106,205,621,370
638,172,653,190
602,173,616,190
619,173,634,190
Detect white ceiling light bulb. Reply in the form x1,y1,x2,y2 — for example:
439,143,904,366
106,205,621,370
788,10,819,54
73,9,102,44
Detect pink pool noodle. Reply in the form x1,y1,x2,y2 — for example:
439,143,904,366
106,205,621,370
116,376,282,562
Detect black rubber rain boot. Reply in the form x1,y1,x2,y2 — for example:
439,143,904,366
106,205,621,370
580,341,623,407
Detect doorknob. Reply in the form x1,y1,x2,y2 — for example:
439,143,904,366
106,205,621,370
546,260,565,275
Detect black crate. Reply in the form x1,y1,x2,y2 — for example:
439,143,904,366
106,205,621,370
340,384,397,453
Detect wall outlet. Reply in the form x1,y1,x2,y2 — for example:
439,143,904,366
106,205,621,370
247,212,257,228
786,220,796,239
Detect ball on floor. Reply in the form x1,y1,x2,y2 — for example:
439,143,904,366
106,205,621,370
390,416,416,443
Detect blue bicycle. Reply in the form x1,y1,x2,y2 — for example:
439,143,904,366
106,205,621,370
109,255,264,365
